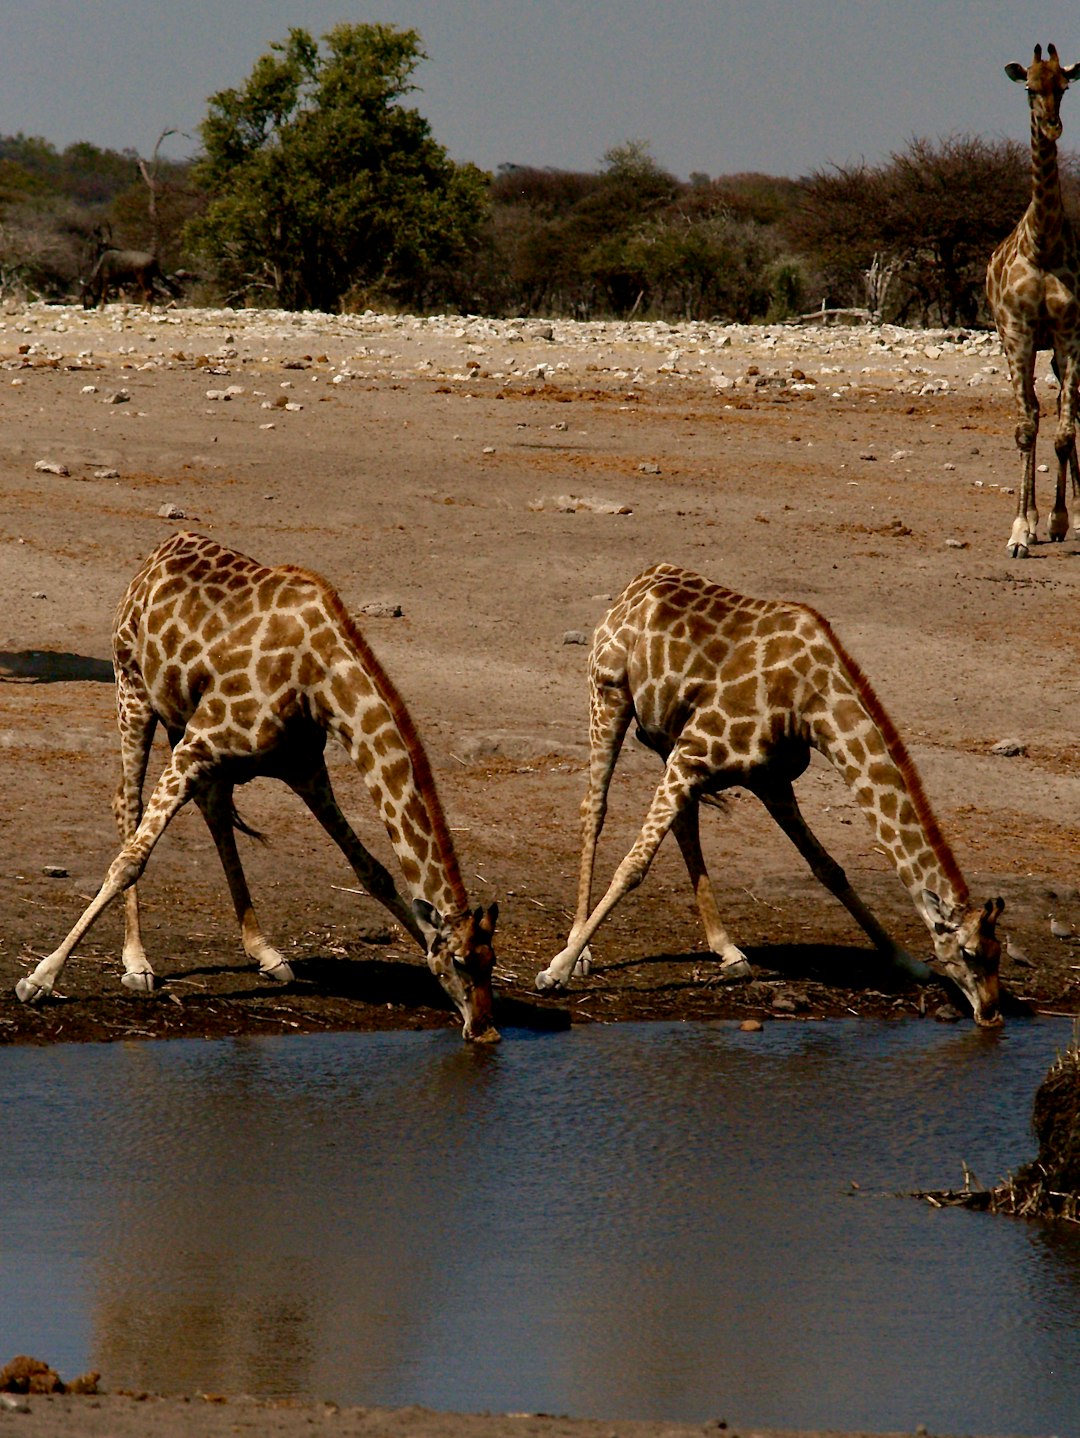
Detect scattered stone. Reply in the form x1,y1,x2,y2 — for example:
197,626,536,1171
358,601,403,619
771,990,809,1014
639,461,661,474
94,467,120,479
531,493,632,515
933,1002,963,1023
739,1018,764,1032
562,630,589,646
157,502,185,520
103,389,131,404
531,323,554,341
944,538,968,549
990,738,1027,757
33,459,69,476
41,865,68,879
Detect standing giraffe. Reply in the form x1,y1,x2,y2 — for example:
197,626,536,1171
535,565,1003,1027
17,532,500,1042
987,42,1080,558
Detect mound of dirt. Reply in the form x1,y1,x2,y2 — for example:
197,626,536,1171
919,1031,1080,1222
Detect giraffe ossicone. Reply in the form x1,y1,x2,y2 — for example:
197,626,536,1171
535,564,1004,1028
17,531,500,1042
988,42,1080,557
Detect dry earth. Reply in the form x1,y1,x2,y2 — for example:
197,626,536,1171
1,300,1078,1437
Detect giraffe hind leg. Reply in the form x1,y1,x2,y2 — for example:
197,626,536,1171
196,782,293,981
671,804,751,980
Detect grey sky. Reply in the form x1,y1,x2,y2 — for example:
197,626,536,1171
3,2,1080,179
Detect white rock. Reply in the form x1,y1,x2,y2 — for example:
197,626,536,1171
34,459,69,476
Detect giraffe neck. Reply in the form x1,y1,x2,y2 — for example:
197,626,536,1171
805,634,968,923
1028,109,1066,258
308,600,470,924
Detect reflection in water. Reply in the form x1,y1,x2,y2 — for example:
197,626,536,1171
2,1020,1079,1433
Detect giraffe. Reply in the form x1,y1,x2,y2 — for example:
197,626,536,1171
16,532,500,1042
987,42,1080,558
535,565,1004,1027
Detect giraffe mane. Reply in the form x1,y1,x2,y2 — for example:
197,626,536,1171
285,566,470,918
805,606,969,904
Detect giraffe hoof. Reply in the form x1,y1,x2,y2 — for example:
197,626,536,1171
1006,542,1030,559
717,956,752,981
121,970,155,995
572,947,592,978
260,959,294,983
534,968,564,993
15,976,48,1005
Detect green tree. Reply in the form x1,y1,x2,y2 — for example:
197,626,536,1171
186,23,488,311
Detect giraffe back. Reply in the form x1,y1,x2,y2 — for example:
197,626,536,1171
594,564,826,772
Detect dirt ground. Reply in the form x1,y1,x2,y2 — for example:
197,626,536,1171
1,301,1078,1437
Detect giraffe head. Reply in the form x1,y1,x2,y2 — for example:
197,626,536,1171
922,892,1004,1028
1005,44,1080,143
414,899,500,1042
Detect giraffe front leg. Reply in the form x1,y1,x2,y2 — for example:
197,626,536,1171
287,764,426,950
546,673,634,987
755,780,932,983
109,669,158,992
1001,349,1039,556
537,763,689,992
1007,442,1039,557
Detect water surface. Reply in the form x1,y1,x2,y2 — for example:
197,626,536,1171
2,1019,1078,1435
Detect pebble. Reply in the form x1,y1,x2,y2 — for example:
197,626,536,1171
739,1018,764,1032
42,864,68,878
34,459,69,476
157,502,185,519
562,630,589,646
358,601,403,619
990,739,1026,757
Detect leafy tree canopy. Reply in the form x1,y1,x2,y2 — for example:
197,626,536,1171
187,23,488,311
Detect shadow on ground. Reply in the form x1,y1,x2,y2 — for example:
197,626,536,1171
0,651,113,684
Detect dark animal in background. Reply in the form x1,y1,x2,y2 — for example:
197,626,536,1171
81,249,181,309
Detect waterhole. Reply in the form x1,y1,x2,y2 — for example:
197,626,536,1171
2,1019,1078,1434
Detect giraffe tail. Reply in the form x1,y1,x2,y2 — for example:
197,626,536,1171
231,803,267,844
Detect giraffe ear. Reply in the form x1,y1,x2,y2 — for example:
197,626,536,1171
475,902,499,937
922,889,961,933
1064,63,1080,84
1004,62,1029,84
412,898,447,950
